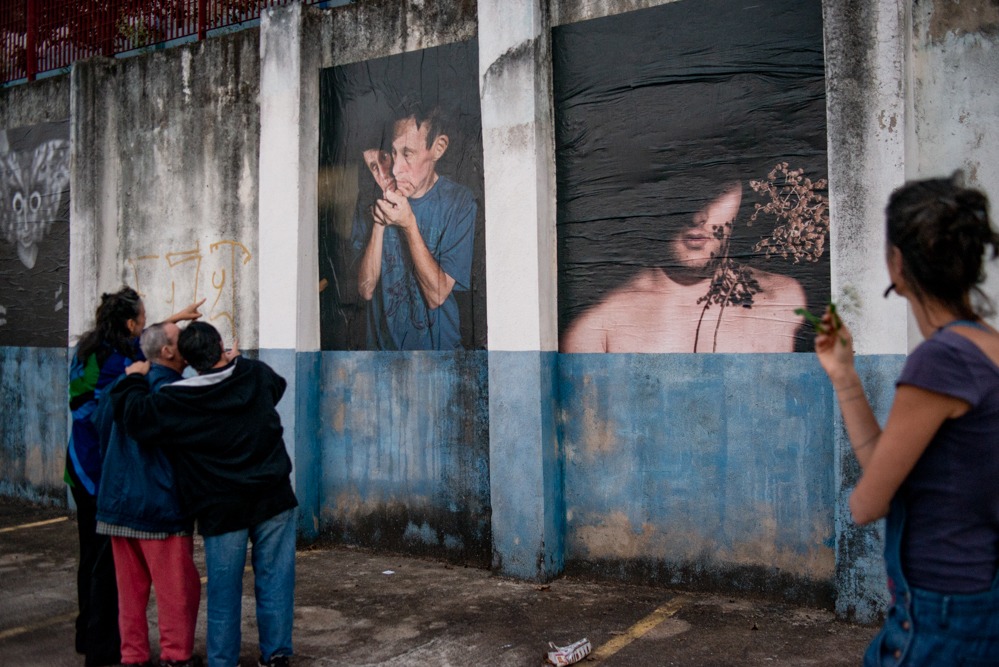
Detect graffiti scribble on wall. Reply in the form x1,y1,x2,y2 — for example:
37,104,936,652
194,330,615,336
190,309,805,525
555,0,829,353
0,120,70,347
126,239,251,343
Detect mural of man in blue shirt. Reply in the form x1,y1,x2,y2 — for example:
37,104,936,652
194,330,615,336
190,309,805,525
352,103,476,350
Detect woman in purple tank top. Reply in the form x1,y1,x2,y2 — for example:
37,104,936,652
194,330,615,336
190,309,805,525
815,172,999,666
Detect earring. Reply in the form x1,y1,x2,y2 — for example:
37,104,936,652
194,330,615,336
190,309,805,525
883,283,896,298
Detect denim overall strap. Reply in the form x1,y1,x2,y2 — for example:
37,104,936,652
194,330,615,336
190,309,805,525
863,498,913,666
865,498,999,666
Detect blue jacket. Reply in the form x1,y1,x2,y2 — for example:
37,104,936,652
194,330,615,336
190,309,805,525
95,363,193,534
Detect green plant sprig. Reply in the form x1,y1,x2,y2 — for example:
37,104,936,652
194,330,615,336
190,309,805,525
795,302,847,345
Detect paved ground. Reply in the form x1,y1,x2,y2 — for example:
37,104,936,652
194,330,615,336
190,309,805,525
0,497,879,666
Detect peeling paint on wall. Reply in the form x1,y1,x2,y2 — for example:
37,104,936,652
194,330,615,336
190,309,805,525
0,347,68,504
561,353,836,601
319,351,490,565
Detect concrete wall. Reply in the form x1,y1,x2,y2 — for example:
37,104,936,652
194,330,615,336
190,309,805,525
2,0,998,622
70,30,261,348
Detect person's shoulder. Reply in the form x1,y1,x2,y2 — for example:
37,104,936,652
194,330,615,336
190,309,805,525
911,330,966,361
746,266,805,303
434,175,474,202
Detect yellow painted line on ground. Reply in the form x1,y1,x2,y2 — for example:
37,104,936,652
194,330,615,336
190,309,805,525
589,596,689,663
0,612,76,642
0,517,69,533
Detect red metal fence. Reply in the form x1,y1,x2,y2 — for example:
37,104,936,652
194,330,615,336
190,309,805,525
0,0,325,85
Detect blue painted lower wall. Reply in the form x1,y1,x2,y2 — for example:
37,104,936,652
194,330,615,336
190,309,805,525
0,343,901,620
316,351,491,566
488,351,564,580
558,353,837,605
0,346,68,505
834,354,905,623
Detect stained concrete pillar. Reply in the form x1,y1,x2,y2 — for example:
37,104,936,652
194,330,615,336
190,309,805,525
259,3,322,541
479,0,563,580
823,0,908,622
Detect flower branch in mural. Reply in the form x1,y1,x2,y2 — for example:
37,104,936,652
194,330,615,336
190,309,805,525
749,162,829,264
693,222,761,352
693,163,829,352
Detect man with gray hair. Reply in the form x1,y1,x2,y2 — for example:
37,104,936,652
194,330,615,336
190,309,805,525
94,321,202,667
112,321,296,667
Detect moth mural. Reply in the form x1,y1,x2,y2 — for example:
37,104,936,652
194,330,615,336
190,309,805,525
0,120,70,347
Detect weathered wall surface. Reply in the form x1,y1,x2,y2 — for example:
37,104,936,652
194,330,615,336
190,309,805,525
560,354,836,605
822,0,908,624
318,351,490,565
0,75,71,503
909,0,999,324
70,30,261,347
0,346,68,503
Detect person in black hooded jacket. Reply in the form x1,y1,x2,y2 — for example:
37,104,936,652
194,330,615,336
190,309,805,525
111,321,297,667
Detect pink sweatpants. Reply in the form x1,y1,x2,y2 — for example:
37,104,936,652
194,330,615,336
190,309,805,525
111,535,201,664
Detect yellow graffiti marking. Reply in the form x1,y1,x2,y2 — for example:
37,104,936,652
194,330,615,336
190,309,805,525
125,239,251,343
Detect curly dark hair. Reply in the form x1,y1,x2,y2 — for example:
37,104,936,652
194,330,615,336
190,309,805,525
886,172,999,320
76,286,143,363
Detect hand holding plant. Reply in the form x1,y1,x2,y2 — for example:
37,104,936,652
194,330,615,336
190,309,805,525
802,303,857,384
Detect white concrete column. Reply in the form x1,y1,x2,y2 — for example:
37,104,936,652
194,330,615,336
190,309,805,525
824,0,909,354
259,3,319,354
480,0,563,580
259,5,322,533
480,0,558,354
823,0,908,623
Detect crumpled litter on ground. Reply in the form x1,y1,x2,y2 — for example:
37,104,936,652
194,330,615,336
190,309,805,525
546,637,592,666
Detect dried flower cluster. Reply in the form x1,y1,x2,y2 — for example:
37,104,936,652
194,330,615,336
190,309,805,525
749,162,829,263
693,221,764,352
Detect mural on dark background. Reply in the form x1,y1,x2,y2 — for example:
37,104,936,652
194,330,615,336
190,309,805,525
0,120,70,348
554,0,829,353
318,39,486,351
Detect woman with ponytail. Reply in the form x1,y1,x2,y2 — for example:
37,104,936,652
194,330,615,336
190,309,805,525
66,286,203,666
815,173,999,665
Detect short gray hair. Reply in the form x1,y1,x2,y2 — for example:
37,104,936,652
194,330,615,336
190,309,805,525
139,322,172,361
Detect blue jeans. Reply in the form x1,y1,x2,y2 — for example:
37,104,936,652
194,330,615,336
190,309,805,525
864,500,999,666
203,508,296,667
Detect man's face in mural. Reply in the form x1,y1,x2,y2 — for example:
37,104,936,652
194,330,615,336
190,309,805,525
666,182,741,275
390,117,448,199
362,148,395,194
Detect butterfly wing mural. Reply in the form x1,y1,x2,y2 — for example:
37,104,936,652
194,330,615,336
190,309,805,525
0,120,70,347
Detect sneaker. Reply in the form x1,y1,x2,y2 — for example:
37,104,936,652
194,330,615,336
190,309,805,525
258,656,290,667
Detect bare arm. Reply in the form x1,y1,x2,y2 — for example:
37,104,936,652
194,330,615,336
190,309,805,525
815,311,968,524
166,298,206,323
401,224,456,309
357,219,385,302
